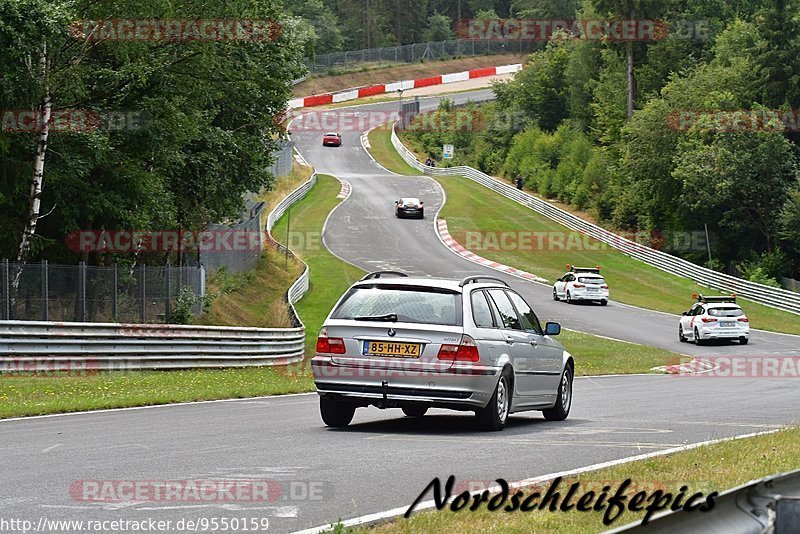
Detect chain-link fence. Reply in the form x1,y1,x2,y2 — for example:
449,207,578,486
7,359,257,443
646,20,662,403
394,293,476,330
306,39,541,75
200,200,266,275
268,141,295,178
0,260,205,323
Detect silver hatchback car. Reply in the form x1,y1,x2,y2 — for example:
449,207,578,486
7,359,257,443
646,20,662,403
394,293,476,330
312,271,574,431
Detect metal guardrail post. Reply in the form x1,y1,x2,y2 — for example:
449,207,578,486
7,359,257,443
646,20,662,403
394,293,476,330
139,263,146,323
112,263,118,322
41,260,48,321
165,264,171,321
3,259,10,320
78,261,86,322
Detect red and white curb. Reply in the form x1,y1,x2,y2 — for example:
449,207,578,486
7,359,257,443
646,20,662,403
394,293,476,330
288,63,522,109
653,357,716,375
436,219,547,284
335,177,351,200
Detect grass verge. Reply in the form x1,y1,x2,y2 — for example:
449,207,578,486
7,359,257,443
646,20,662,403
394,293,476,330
358,426,800,533
368,127,800,335
562,330,688,375
0,175,687,419
368,127,418,175
0,171,348,419
270,174,365,358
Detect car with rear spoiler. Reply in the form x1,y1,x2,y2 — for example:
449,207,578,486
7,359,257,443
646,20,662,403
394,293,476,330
679,294,750,345
553,264,609,306
312,271,574,431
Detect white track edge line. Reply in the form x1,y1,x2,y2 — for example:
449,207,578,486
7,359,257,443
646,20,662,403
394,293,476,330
292,426,788,534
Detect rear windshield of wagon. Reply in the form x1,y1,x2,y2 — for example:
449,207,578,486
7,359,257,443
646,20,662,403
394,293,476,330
331,285,462,326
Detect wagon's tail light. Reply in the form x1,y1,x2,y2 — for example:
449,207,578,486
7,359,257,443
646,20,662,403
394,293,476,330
572,283,585,288
438,334,480,362
601,285,609,289
701,317,717,323
316,327,346,354
738,317,749,323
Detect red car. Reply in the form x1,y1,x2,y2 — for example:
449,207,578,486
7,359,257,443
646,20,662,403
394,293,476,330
322,132,342,147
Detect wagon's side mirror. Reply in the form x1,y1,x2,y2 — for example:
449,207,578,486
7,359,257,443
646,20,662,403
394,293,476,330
544,322,561,336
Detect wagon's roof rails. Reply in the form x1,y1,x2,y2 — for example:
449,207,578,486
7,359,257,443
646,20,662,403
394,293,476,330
567,264,601,274
459,275,509,287
359,271,409,281
693,293,737,304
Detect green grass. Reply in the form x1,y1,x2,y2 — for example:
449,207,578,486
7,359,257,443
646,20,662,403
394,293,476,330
271,174,366,364
0,175,691,419
0,174,356,419
437,175,800,334
0,368,314,419
368,127,419,175
361,426,800,533
367,127,800,335
562,330,688,375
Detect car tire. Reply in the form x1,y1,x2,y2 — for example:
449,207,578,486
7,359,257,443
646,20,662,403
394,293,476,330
740,336,749,345
418,210,424,219
566,291,572,304
319,396,355,428
600,299,608,306
475,371,511,431
679,326,686,343
543,366,572,422
402,406,428,417
553,288,559,301
694,328,704,346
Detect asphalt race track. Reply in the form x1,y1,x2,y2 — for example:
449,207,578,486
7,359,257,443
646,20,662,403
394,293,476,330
1,89,798,534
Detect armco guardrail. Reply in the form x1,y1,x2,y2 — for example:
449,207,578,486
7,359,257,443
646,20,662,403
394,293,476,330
0,321,304,370
609,467,800,533
266,173,317,326
391,124,800,315
0,174,318,371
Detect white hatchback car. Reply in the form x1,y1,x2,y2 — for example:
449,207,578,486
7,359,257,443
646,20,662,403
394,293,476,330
553,266,609,306
679,294,750,345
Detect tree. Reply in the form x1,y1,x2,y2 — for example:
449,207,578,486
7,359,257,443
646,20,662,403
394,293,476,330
754,0,800,110
589,0,662,118
0,0,309,267
511,0,582,18
504,38,571,131
423,13,455,42
673,132,798,257
286,0,344,54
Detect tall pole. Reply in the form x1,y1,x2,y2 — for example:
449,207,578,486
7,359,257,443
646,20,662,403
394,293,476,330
704,224,713,268
285,206,291,268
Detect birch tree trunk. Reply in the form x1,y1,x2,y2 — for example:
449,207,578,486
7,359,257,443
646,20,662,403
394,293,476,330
626,2,635,119
12,40,50,291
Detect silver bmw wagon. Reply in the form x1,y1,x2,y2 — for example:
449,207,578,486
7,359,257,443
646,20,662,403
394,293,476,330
311,271,574,431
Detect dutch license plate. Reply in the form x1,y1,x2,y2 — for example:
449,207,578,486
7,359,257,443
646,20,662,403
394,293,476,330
363,341,421,358
587,288,598,292
720,321,735,327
